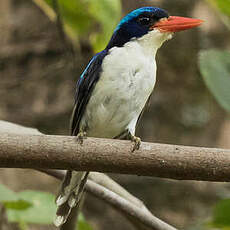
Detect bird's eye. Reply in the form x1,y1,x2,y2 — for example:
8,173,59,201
138,17,151,25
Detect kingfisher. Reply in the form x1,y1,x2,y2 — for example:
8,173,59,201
54,7,203,226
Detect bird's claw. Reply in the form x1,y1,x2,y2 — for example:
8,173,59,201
130,135,141,152
76,131,87,145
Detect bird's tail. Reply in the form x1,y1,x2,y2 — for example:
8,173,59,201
54,170,89,227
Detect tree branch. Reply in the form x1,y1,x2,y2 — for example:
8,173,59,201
0,132,230,182
40,169,177,230
88,172,144,208
0,120,177,230
87,180,176,230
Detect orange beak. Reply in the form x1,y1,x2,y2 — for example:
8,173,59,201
153,16,203,32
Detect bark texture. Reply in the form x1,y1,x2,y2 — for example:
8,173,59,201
0,133,230,182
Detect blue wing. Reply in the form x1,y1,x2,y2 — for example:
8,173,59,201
70,49,108,135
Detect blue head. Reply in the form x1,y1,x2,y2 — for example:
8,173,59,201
106,7,169,49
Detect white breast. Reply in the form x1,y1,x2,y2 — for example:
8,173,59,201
80,39,157,138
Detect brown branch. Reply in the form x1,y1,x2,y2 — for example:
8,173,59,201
40,169,143,207
87,180,177,230
40,170,177,230
88,172,144,207
0,120,41,135
0,133,230,182
87,173,155,230
1,121,177,230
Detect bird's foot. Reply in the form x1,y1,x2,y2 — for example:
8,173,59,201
75,131,87,145
130,135,141,152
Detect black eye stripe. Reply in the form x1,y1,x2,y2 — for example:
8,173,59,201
136,10,169,26
138,16,151,25
140,17,150,21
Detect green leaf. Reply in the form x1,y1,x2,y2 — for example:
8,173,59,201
207,0,230,17
77,213,93,230
206,0,230,29
7,190,56,224
18,221,28,230
57,0,92,34
0,184,31,210
5,189,93,228
88,0,121,52
199,49,230,113
3,201,31,210
211,199,230,228
34,0,121,52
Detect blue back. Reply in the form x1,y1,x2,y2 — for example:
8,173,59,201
71,50,108,135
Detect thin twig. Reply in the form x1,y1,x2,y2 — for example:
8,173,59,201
39,169,177,230
87,180,177,230
88,172,143,207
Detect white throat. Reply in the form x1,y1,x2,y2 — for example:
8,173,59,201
136,30,173,57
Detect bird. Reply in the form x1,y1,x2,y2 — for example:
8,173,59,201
54,6,203,227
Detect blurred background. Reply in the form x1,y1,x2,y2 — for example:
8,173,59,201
0,0,230,229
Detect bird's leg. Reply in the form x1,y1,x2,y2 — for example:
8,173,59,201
75,130,87,145
127,132,141,152
131,135,141,152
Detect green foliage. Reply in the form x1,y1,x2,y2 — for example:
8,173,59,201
45,0,92,34
88,0,121,51
207,0,230,17
78,213,93,230
206,0,230,29
37,0,121,52
7,190,56,224
0,184,92,229
208,199,230,229
197,2,230,229
0,184,31,210
18,221,29,230
199,50,230,113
